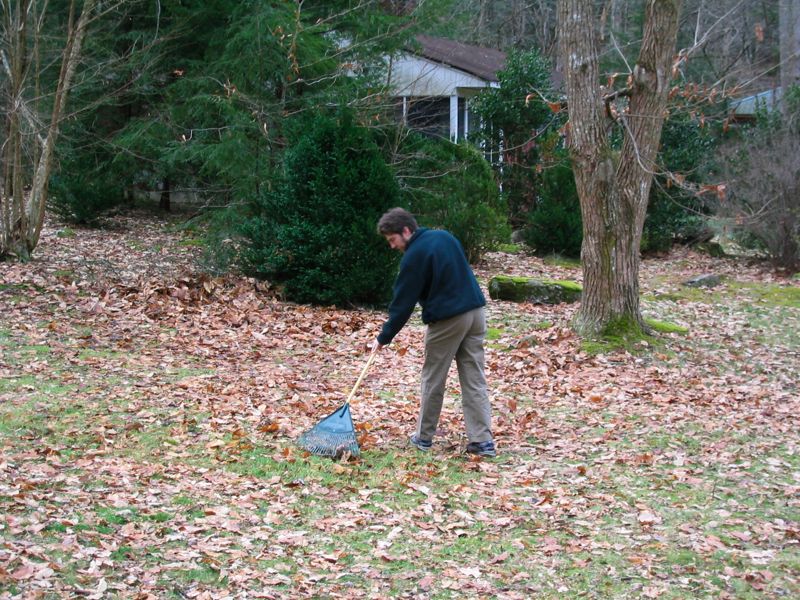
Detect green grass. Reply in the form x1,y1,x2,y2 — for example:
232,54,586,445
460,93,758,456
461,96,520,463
166,565,226,585
3,391,797,598
96,506,140,525
2,279,797,598
646,278,800,308
177,237,204,247
541,254,581,269
730,281,800,307
486,327,503,340
581,332,661,355
642,277,799,381
487,313,554,340
497,243,524,254
0,282,46,300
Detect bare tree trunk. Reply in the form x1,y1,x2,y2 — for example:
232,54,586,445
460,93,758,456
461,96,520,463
511,0,527,45
160,177,171,212
477,0,496,47
557,0,682,337
1,0,32,257
0,0,97,260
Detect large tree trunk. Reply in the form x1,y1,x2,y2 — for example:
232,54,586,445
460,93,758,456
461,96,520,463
0,0,97,260
557,0,681,337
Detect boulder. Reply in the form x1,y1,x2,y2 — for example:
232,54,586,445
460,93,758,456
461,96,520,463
489,275,582,304
695,241,726,258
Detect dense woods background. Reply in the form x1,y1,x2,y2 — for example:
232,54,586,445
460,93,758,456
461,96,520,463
2,1,798,295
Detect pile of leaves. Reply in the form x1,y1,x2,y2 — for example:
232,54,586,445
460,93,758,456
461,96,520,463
1,212,798,599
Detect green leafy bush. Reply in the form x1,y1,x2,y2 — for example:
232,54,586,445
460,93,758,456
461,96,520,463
48,140,126,224
392,133,509,263
523,161,582,258
521,113,715,257
643,114,716,253
240,110,400,306
642,190,707,253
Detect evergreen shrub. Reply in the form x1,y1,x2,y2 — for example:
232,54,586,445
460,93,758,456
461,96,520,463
394,133,509,263
240,110,400,306
524,161,582,258
48,146,126,224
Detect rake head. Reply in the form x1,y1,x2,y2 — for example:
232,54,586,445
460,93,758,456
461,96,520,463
297,402,360,458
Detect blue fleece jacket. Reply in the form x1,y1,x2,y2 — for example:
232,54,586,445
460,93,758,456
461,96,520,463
377,228,486,345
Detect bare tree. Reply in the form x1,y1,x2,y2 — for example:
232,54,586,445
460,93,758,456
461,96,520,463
1,0,97,260
557,0,682,337
717,127,799,269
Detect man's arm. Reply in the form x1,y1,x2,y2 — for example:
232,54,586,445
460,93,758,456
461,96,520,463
375,254,427,346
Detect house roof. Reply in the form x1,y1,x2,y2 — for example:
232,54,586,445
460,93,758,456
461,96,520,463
730,87,783,117
413,35,506,83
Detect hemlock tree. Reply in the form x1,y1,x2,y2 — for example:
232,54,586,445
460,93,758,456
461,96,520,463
470,49,556,227
97,0,412,218
557,0,682,337
0,0,97,260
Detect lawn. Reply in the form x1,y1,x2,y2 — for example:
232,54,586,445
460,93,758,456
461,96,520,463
1,212,798,598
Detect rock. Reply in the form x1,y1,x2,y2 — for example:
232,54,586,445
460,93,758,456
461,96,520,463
683,274,722,288
510,230,526,244
488,275,582,304
696,241,726,258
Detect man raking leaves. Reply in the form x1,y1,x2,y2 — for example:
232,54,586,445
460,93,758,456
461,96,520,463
370,208,496,457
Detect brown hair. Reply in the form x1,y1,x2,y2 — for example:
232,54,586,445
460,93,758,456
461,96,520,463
377,207,418,235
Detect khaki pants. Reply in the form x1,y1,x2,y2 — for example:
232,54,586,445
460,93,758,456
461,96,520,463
417,307,493,443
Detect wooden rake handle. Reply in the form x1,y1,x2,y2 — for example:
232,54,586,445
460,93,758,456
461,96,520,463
345,348,378,405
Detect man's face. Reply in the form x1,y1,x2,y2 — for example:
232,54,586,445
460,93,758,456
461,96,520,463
384,227,413,252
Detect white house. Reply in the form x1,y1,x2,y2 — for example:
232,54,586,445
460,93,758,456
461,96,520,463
386,35,507,142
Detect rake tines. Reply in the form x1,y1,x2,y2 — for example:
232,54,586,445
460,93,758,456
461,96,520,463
297,349,377,458
297,403,360,457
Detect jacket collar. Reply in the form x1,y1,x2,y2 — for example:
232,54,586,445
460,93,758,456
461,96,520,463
406,227,427,249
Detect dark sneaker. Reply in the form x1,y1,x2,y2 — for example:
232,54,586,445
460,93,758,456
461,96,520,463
409,434,433,452
466,440,496,458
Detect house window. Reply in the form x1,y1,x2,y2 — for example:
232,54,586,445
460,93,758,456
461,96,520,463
404,96,451,139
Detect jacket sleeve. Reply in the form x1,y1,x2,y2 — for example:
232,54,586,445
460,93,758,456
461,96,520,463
377,254,428,345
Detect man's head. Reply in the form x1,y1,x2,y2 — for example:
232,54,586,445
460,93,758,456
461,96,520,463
378,208,418,252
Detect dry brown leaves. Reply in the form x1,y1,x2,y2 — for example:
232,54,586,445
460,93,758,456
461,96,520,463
1,212,798,598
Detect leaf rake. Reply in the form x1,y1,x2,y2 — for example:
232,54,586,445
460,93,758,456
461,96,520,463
297,349,377,458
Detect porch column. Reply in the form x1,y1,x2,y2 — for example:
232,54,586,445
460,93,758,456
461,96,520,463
449,95,458,141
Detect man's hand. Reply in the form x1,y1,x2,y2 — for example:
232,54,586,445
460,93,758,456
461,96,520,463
369,339,384,353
